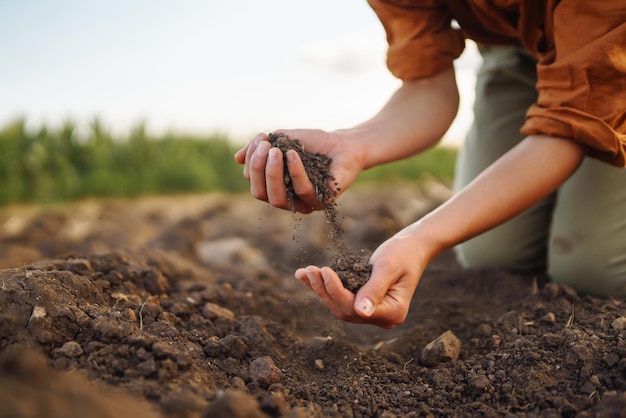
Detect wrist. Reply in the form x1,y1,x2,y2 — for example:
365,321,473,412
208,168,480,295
332,127,374,170
393,216,448,265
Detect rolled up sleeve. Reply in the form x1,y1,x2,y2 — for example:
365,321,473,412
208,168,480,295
521,1,626,167
368,0,465,80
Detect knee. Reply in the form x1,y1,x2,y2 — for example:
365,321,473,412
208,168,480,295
456,232,547,274
549,246,626,298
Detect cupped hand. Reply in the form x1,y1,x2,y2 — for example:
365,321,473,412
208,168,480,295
234,129,364,213
295,231,428,328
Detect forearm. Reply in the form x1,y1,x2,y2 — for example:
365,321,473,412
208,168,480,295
402,135,585,261
337,66,459,169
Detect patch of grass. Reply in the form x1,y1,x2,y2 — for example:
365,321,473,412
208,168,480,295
0,118,457,205
356,146,457,185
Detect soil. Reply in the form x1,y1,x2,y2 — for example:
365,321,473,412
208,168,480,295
1,186,626,418
268,132,371,292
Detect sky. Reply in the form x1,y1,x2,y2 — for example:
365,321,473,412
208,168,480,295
0,0,481,146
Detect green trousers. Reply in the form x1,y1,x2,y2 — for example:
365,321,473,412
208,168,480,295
453,45,626,298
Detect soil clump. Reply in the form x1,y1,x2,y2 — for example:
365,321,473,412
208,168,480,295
268,132,372,292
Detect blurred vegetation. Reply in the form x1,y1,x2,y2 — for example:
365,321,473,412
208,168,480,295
0,118,457,205
358,146,457,185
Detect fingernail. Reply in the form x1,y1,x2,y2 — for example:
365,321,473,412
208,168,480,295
256,141,270,156
358,298,374,317
268,148,280,163
307,272,317,286
286,150,296,164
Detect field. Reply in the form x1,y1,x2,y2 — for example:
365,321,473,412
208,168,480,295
1,182,625,417
0,119,456,204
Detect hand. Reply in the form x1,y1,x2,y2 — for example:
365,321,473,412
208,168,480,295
234,129,365,213
295,229,428,328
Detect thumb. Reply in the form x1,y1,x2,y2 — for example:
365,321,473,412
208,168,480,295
353,264,394,318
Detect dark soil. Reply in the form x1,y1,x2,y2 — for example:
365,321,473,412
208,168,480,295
268,132,371,292
1,188,626,418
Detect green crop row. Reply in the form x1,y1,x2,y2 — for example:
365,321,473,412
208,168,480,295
0,118,456,205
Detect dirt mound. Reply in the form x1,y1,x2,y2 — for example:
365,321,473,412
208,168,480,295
1,189,625,417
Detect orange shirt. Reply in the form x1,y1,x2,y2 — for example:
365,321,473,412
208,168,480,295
368,0,626,167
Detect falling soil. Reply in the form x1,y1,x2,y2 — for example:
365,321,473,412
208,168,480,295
268,132,372,292
1,189,626,418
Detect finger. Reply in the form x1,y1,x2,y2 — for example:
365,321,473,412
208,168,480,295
285,150,322,209
306,268,349,319
244,133,267,180
234,147,247,164
249,140,271,201
319,268,397,328
291,199,316,214
306,268,329,299
234,142,250,164
320,267,358,314
354,259,398,318
302,268,395,328
355,261,412,325
265,148,290,209
295,268,312,290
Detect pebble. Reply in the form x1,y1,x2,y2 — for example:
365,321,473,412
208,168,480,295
137,358,157,377
56,341,83,358
542,282,560,299
29,306,46,323
202,303,235,321
219,335,248,360
491,335,502,347
468,374,491,393
250,356,283,387
476,323,493,337
420,330,462,366
314,359,324,370
611,317,626,330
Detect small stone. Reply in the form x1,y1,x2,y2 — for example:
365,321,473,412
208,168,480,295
204,337,220,357
29,306,46,323
589,375,601,387
137,358,157,377
542,282,560,299
220,335,248,360
250,356,283,387
56,341,83,358
541,312,556,323
611,317,626,330
491,335,502,347
202,303,235,321
127,308,137,322
420,330,462,367
476,323,492,337
468,374,491,394
314,359,324,370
